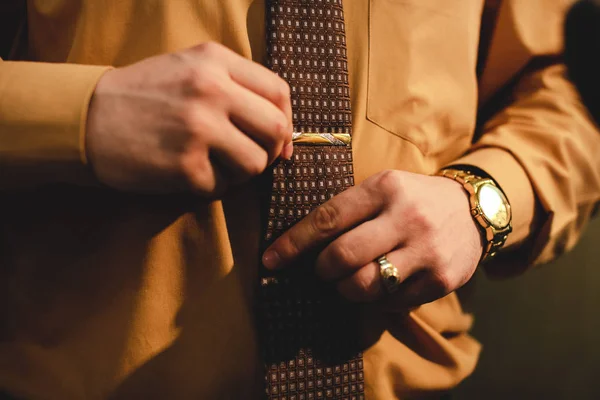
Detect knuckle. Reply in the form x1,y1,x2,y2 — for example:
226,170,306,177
196,41,224,57
184,65,227,98
243,152,268,176
199,72,227,97
429,270,453,295
378,169,401,187
329,243,358,268
352,274,378,302
426,245,448,268
312,203,340,234
180,151,211,191
272,113,289,140
183,67,204,94
354,275,371,296
404,203,434,234
370,169,403,198
186,172,210,193
180,155,196,179
178,103,208,133
282,232,302,258
275,80,291,103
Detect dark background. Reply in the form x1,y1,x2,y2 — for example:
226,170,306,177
454,218,600,399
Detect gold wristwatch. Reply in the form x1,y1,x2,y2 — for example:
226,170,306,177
437,168,512,263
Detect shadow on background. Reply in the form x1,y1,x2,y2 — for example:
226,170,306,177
454,217,600,399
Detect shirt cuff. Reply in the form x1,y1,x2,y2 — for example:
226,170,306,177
448,147,546,277
0,62,111,186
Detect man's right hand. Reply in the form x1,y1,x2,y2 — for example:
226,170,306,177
86,42,293,196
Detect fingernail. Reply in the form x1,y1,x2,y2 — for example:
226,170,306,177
262,250,281,270
282,142,294,160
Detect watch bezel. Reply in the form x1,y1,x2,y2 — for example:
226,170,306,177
473,180,512,230
437,168,514,263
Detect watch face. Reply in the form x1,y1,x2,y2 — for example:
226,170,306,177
477,183,511,229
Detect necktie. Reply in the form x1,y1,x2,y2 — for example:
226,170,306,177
260,1,365,399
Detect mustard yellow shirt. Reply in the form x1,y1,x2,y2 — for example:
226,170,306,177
0,1,599,399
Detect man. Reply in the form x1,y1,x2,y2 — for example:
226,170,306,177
0,0,599,399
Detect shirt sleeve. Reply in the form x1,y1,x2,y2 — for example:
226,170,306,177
449,0,600,277
0,61,111,188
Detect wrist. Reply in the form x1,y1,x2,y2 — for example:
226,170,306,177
442,177,486,264
84,68,128,189
437,168,513,264
447,148,537,249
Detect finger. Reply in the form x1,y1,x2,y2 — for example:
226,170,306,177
315,213,403,282
218,46,293,148
181,143,228,196
227,55,293,128
281,141,294,160
336,248,421,303
394,268,459,309
208,117,270,181
383,244,459,309
190,43,293,156
227,84,292,164
262,184,385,270
230,61,294,160
336,262,382,303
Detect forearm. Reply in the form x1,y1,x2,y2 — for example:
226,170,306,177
448,63,600,276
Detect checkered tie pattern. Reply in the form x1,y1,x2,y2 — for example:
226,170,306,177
259,1,365,399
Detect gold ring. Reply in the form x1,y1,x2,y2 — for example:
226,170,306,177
377,254,400,294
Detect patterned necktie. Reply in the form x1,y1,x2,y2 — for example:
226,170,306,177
259,1,365,399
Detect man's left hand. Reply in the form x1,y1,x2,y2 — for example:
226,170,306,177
262,170,484,308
